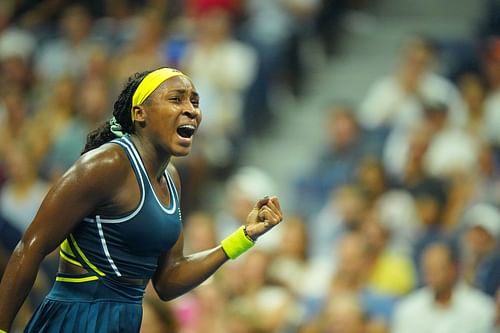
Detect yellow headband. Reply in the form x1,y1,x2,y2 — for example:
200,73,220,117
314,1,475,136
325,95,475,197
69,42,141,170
131,68,187,121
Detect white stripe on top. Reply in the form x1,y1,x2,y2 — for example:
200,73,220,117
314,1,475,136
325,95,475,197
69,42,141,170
96,215,122,276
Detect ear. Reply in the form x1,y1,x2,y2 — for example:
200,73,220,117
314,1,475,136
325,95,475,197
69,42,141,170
132,105,146,122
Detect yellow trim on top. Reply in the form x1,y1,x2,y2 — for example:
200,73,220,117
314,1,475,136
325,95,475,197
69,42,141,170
69,234,106,277
56,276,99,283
59,250,83,267
60,239,76,257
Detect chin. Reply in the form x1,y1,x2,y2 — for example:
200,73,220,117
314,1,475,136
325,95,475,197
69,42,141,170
173,147,192,157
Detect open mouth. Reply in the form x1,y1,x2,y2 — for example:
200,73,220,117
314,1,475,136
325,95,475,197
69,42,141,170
176,124,196,139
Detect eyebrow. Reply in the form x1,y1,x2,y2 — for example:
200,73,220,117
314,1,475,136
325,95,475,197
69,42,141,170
167,89,199,98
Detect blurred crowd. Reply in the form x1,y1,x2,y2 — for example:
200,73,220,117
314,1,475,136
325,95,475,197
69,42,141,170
0,0,500,332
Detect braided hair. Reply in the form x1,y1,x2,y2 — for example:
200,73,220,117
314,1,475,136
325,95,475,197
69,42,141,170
82,71,151,154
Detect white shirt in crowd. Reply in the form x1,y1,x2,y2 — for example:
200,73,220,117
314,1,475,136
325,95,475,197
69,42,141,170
392,283,496,333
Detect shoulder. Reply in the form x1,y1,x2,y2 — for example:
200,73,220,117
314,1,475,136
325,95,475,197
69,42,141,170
457,284,495,307
395,288,430,315
77,142,129,174
63,142,130,194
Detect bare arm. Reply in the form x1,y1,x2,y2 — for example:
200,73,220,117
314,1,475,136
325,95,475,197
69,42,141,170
0,145,130,331
152,165,283,301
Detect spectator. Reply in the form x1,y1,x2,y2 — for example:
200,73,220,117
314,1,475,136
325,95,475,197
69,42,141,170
216,167,281,251
112,9,167,86
461,203,500,297
181,6,257,170
300,292,368,333
309,185,368,259
295,105,381,216
359,35,466,132
303,232,396,333
34,4,101,82
482,37,500,148
392,242,496,333
361,218,417,297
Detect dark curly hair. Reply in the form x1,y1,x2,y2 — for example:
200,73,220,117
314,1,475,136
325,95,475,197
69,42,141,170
81,70,151,154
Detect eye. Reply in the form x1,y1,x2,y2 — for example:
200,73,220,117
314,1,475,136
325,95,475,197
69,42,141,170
169,96,182,104
190,98,200,108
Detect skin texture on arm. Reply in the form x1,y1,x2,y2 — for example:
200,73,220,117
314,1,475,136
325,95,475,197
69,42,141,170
0,144,131,331
152,165,283,301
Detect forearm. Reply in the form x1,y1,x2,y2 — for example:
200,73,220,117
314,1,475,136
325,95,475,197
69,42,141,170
0,242,44,330
153,246,228,301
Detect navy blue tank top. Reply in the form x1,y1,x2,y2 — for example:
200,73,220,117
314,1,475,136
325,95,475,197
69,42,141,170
60,135,182,279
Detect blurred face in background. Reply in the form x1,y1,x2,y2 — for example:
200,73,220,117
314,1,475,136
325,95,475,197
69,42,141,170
328,107,359,151
278,216,309,261
357,159,386,199
361,220,388,255
79,78,109,124
459,73,486,115
0,56,31,88
184,212,217,253
333,186,367,230
196,9,231,45
399,37,435,89
337,233,368,277
5,146,37,183
415,195,442,226
483,38,500,88
61,5,92,44
323,295,366,333
422,244,456,294
465,226,496,257
2,89,28,132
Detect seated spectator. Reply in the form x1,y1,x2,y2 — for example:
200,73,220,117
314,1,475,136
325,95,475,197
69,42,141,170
409,178,450,276
361,218,417,297
359,35,466,132
461,203,500,298
300,294,368,333
34,4,102,82
215,166,281,251
295,105,382,216
482,37,500,148
269,215,331,301
181,5,257,171
309,185,369,259
304,232,397,332
0,144,49,238
392,242,496,333
372,190,420,256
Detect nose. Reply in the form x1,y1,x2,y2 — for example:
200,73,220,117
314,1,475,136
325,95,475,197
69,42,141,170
183,102,200,119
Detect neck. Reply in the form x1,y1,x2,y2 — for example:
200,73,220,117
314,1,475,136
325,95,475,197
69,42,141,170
434,286,453,307
130,135,171,181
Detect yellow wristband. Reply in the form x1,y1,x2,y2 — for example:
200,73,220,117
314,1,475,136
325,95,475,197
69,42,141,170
0,329,8,333
221,226,255,259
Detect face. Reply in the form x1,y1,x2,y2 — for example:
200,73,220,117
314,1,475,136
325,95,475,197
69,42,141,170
137,76,202,156
465,226,496,256
422,245,455,293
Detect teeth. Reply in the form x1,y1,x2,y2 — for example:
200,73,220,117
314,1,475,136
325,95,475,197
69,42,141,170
177,124,196,138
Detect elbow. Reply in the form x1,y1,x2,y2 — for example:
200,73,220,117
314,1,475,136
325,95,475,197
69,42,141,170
152,280,179,302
